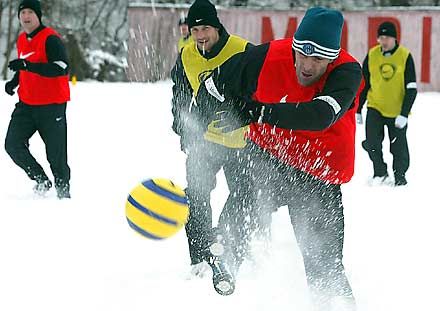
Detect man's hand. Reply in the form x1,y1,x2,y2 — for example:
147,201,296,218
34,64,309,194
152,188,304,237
4,80,17,96
8,59,28,72
395,115,408,129
355,113,363,124
213,100,263,133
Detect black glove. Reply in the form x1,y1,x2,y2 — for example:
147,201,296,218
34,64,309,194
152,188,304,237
8,59,28,71
4,80,17,96
213,100,264,133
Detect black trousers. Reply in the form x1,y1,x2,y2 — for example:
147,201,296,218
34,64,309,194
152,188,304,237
219,142,353,300
364,108,409,177
184,139,253,265
4,102,70,187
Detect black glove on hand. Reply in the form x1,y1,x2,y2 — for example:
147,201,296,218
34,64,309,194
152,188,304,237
4,80,17,96
214,100,264,133
8,59,28,72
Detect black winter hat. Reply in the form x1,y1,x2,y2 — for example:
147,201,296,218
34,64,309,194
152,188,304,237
377,22,397,38
18,0,42,21
293,7,343,60
187,0,221,29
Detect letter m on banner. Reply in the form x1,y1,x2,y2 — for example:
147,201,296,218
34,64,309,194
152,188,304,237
261,16,297,43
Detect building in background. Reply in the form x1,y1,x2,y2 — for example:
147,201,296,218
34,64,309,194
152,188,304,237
127,3,437,91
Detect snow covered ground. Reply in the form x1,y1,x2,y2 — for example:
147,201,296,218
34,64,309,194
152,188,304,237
0,81,438,311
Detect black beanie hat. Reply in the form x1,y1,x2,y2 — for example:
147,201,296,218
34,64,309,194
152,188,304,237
377,22,397,38
18,0,42,21
187,0,221,29
293,7,343,60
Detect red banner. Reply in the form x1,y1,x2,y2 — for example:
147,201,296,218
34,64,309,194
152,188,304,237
128,6,437,91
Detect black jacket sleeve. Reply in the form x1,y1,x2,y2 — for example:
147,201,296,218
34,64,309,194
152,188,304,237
260,62,362,131
26,35,69,77
357,55,370,113
171,54,193,136
400,53,417,117
233,43,269,99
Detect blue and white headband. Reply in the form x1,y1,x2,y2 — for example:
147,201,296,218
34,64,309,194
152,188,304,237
292,38,340,60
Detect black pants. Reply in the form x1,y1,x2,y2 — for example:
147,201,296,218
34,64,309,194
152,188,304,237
364,108,409,177
184,139,252,265
5,102,70,187
219,142,353,300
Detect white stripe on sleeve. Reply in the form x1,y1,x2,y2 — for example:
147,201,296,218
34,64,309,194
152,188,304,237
406,82,417,89
314,95,341,114
54,61,68,70
204,76,225,102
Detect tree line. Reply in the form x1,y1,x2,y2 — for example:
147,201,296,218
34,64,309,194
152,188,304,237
0,0,129,82
1,0,438,82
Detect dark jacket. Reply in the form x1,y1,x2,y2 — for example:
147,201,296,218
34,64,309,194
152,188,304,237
171,27,252,140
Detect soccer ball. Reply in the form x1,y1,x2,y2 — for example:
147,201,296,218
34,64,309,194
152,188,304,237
125,178,189,240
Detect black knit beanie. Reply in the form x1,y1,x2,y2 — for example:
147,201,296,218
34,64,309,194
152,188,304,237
293,7,343,60
377,22,397,38
187,0,221,29
18,0,42,21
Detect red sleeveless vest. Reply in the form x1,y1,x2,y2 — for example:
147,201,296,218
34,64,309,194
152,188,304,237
248,38,360,184
17,27,70,105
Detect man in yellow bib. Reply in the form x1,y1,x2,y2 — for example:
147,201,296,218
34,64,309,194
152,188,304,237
357,21,417,186
170,0,252,292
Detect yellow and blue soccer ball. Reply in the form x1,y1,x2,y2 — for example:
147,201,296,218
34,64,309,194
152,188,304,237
125,178,189,240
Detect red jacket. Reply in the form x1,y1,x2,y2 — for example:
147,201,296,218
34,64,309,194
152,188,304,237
248,39,361,184
17,27,70,105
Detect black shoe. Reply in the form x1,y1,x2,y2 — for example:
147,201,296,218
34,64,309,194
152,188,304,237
394,174,407,186
33,180,52,196
56,183,71,199
373,172,389,180
209,257,235,296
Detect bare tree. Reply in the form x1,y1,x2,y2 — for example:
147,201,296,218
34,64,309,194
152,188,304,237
0,1,5,34
2,0,19,80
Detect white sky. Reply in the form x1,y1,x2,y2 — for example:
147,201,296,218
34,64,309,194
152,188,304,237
0,81,439,311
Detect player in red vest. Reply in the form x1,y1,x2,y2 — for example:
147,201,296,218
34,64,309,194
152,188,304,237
197,7,363,310
4,0,71,199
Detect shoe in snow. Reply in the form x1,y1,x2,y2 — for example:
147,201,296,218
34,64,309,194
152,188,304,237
33,180,52,196
210,257,235,296
56,183,71,199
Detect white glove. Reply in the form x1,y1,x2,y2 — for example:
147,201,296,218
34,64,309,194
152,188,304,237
355,113,363,124
395,115,408,129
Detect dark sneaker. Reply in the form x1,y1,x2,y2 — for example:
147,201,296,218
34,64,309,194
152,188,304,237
56,184,71,199
373,172,389,180
209,257,235,296
394,174,407,186
368,173,391,186
33,180,52,196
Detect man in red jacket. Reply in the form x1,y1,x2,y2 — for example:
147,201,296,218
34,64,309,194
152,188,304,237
197,7,362,310
4,0,71,199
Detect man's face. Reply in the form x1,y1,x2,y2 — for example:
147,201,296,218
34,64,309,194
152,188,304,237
19,8,40,34
377,35,396,52
191,25,219,54
180,24,189,37
295,51,332,87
